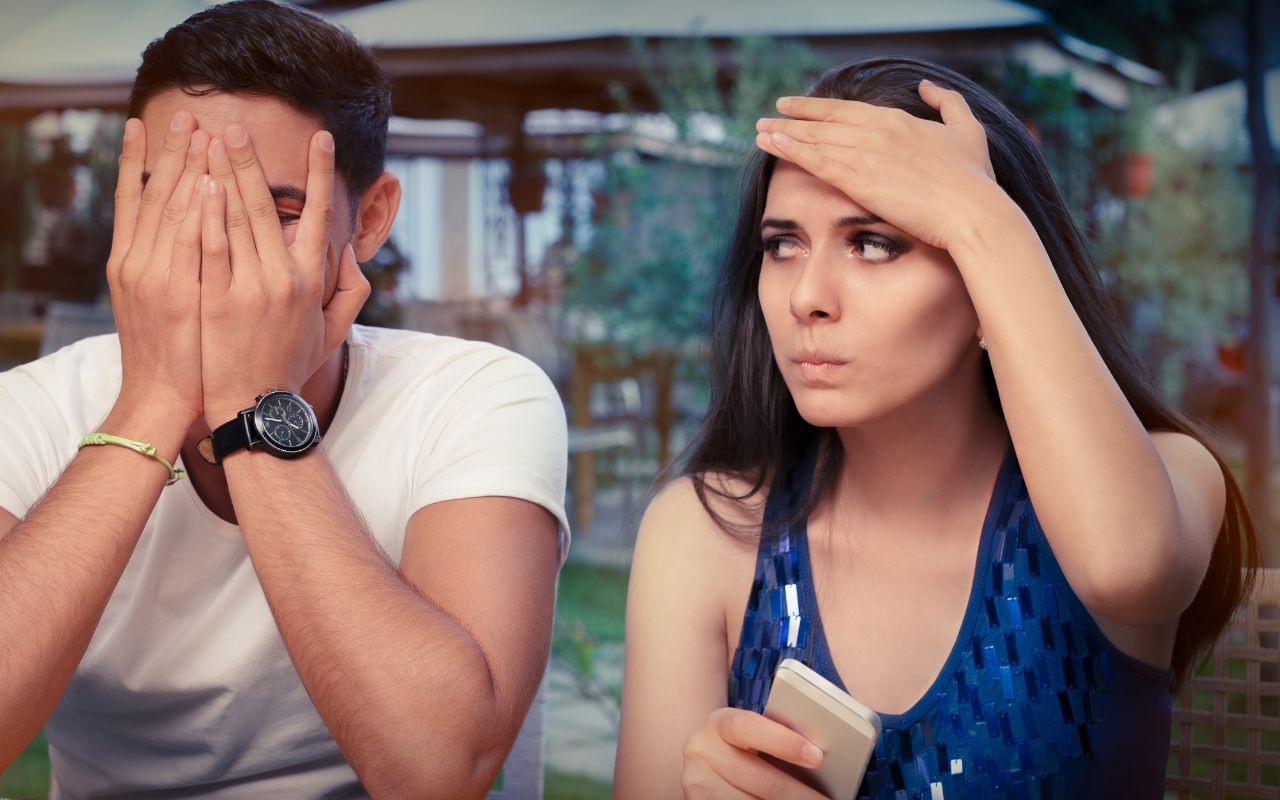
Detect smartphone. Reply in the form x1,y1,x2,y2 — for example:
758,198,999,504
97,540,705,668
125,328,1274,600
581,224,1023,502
761,658,881,800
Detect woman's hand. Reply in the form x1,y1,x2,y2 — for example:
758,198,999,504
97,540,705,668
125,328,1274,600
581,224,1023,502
755,80,1006,252
682,707,830,800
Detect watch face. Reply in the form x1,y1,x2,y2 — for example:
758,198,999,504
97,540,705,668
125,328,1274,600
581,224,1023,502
253,391,318,455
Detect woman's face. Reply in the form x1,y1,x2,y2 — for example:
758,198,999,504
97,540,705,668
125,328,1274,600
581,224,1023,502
757,160,982,429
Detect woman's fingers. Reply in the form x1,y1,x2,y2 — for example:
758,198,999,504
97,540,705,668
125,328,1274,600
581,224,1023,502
756,132,862,189
107,118,146,274
776,95,880,126
713,708,823,769
756,117,866,148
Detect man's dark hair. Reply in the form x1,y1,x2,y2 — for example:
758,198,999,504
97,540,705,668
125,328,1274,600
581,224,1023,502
128,0,391,205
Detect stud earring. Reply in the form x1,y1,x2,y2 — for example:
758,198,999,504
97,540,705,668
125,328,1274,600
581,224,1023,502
978,336,988,351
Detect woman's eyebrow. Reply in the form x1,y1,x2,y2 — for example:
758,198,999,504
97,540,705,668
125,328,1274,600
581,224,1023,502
834,214,884,227
760,217,801,231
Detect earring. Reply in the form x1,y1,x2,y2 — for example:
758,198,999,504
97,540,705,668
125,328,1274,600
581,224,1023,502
978,336,988,351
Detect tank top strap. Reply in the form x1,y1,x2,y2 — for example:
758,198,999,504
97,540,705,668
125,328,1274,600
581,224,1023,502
727,452,825,712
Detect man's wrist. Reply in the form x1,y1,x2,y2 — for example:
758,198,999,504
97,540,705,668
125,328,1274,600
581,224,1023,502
104,394,194,465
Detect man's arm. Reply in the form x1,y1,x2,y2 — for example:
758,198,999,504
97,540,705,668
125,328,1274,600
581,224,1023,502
0,110,210,768
0,401,188,768
222,449,559,798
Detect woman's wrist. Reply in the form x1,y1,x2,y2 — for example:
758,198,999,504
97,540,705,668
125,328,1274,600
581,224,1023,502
946,184,1042,266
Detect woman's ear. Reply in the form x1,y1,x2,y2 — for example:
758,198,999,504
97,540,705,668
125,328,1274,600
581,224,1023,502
351,172,402,262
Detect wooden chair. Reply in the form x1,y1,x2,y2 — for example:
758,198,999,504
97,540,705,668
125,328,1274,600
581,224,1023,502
1167,568,1280,798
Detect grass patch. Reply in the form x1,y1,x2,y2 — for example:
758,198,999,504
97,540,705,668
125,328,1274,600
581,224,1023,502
544,767,612,800
555,561,629,645
0,731,50,799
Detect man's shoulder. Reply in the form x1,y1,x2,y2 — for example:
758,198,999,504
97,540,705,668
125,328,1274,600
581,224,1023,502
1,333,122,404
351,324,555,392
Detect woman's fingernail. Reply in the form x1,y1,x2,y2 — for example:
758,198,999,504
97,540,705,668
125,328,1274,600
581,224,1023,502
210,138,226,159
197,174,210,189
189,135,203,154
225,125,247,147
318,130,334,152
170,111,189,131
777,97,794,112
123,119,139,141
801,743,823,767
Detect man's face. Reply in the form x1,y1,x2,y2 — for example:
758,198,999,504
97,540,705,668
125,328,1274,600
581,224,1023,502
139,88,354,300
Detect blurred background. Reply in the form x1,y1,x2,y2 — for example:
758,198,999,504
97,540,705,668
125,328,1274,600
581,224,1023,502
0,1,1277,797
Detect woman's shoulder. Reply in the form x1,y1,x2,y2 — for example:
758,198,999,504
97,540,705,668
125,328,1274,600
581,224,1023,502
640,472,768,554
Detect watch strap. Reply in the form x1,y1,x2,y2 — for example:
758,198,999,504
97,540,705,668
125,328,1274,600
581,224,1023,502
210,409,258,465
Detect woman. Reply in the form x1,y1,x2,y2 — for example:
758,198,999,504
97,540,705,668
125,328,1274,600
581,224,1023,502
614,57,1259,800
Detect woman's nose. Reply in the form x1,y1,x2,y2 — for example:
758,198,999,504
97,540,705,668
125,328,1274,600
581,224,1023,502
789,258,841,322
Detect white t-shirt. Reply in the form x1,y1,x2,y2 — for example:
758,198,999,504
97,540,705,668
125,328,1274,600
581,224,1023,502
0,324,570,799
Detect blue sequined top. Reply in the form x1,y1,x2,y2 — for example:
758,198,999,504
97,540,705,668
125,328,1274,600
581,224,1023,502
728,446,1174,800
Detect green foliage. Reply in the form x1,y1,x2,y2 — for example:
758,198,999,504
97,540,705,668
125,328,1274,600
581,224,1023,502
1096,128,1251,399
564,37,823,354
0,731,50,799
552,562,629,723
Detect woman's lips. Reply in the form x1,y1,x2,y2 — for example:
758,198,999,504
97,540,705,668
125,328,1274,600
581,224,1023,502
792,357,848,384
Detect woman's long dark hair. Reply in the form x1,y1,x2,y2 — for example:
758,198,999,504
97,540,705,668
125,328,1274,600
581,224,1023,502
673,56,1260,684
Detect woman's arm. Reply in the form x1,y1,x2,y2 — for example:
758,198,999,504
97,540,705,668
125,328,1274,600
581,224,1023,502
615,478,826,800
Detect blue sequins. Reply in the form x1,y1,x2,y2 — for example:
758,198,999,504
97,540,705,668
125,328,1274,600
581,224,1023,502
728,447,1175,799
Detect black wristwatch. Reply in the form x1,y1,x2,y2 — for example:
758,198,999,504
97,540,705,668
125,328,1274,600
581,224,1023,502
206,389,321,465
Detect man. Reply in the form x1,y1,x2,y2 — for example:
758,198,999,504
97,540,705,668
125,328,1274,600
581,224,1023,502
0,2,568,797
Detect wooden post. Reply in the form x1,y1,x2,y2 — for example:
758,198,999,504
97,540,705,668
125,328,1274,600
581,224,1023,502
1244,0,1277,560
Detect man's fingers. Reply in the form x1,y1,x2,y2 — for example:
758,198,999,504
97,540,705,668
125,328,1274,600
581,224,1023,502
322,244,370,355
208,136,260,279
295,130,336,272
201,177,231,293
171,175,207,283
108,118,146,272
154,130,211,258
132,110,197,257
222,124,290,265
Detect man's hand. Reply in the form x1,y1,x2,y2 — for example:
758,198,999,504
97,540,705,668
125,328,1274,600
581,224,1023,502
199,126,369,428
106,111,209,426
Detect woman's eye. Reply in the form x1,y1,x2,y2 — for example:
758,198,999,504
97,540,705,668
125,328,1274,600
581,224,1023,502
278,212,301,226
852,235,901,264
764,235,807,260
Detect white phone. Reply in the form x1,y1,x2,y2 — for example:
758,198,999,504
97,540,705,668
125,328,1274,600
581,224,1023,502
761,658,881,800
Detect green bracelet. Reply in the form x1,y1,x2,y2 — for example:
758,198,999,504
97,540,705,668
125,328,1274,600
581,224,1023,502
77,432,186,486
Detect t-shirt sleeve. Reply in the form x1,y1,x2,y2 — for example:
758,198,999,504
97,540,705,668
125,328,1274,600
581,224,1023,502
409,350,570,561
0,366,74,519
